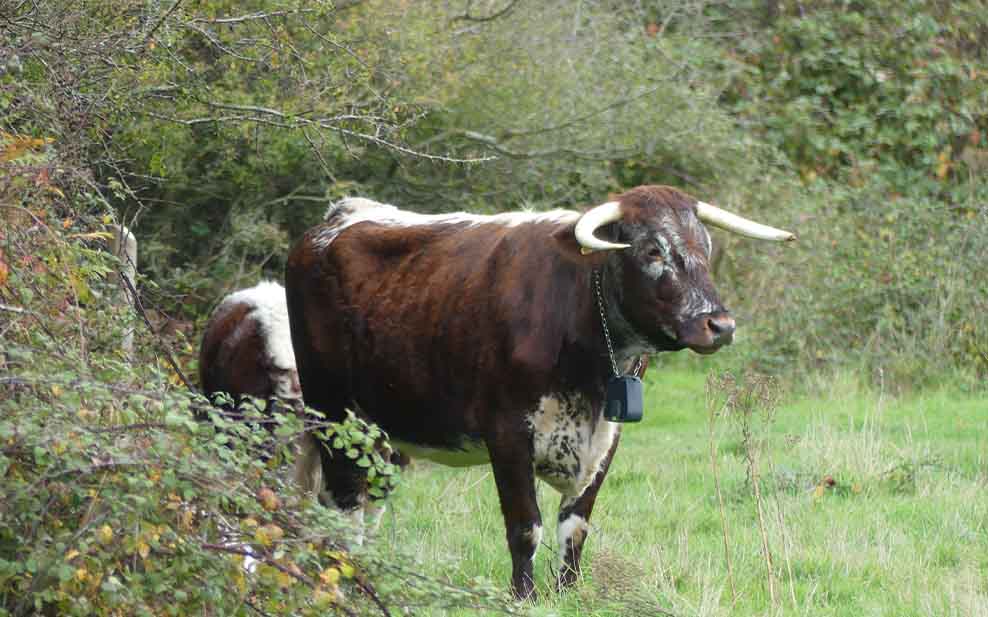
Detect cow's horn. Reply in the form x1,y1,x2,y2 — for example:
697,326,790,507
574,201,631,254
695,201,796,242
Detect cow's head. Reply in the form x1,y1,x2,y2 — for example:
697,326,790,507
574,186,794,355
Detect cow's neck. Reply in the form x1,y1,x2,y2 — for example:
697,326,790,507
550,265,644,400
597,261,656,366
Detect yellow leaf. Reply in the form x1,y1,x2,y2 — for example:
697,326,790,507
67,231,113,241
319,567,340,586
313,587,340,607
276,570,293,588
255,524,284,547
98,524,114,545
64,549,80,562
51,384,63,398
75,568,89,582
137,542,150,559
813,485,825,499
258,487,280,512
339,562,355,579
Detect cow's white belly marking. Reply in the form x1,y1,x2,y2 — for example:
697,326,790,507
529,395,618,497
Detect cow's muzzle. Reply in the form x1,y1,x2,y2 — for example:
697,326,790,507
679,311,735,354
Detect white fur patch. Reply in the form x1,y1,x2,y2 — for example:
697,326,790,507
524,524,544,564
220,281,295,370
312,197,579,251
557,514,588,563
529,395,619,498
218,281,299,398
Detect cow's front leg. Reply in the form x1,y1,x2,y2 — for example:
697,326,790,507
556,429,621,590
488,442,542,600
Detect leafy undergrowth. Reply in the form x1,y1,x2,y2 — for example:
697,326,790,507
0,166,515,616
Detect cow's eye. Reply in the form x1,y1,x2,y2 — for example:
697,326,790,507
647,248,664,259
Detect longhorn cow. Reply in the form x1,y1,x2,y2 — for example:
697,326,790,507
285,185,794,598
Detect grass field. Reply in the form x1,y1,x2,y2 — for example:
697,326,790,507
373,366,988,616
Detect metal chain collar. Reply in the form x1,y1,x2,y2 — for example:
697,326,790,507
593,269,643,378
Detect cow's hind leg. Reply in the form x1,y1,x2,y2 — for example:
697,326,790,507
489,441,543,600
556,430,621,590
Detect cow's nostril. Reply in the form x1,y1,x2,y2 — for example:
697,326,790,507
707,315,736,339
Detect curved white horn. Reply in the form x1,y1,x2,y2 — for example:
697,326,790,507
695,201,796,242
574,201,631,254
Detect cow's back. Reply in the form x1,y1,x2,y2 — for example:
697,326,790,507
200,282,297,401
286,206,594,447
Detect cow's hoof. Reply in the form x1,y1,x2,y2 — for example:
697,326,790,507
511,578,537,602
556,567,580,592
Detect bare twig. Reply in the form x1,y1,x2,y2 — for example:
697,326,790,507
451,0,518,22
116,270,195,392
355,577,393,617
189,8,316,25
141,0,184,50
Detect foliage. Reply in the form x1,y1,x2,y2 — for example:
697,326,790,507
707,0,988,386
721,0,988,190
362,0,765,211
319,410,401,500
0,62,512,617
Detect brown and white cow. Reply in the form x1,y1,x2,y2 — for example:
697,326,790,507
285,185,794,598
199,280,400,538
199,281,302,411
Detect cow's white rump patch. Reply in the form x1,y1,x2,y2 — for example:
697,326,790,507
218,280,299,399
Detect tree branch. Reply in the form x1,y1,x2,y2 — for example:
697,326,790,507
451,0,518,22
189,9,316,25
141,0,184,50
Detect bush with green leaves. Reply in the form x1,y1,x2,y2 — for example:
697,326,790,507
0,122,514,617
720,0,988,190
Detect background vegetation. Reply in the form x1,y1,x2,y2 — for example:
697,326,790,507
1,0,986,614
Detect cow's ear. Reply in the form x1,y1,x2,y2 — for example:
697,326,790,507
551,223,613,266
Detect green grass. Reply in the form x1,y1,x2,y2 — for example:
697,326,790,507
373,368,988,616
